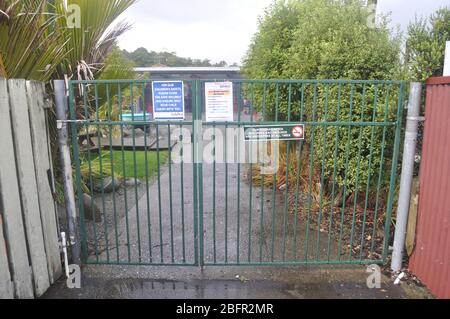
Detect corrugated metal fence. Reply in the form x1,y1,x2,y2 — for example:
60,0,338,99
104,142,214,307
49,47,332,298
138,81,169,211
0,78,62,298
409,77,450,299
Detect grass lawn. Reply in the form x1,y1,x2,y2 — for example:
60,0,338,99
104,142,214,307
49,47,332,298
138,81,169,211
113,150,168,179
87,150,169,180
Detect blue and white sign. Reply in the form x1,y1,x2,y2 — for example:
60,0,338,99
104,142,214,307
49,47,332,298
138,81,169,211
152,81,185,120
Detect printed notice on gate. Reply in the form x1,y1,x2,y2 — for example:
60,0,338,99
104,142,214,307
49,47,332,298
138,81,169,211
152,81,185,120
205,82,234,122
244,124,305,141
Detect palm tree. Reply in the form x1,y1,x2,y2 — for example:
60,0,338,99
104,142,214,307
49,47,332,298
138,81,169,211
53,0,137,81
0,0,67,80
1,0,138,202
0,0,137,81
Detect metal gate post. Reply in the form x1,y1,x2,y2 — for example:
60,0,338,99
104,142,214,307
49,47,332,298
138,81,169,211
54,80,81,264
391,82,422,272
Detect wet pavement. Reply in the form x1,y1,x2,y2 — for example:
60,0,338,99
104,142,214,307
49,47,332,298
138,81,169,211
42,265,432,299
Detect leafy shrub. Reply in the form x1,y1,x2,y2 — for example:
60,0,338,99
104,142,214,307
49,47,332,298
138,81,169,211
243,0,404,195
405,7,450,81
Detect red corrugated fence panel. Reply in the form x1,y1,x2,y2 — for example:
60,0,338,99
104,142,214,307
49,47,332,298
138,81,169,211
409,77,450,299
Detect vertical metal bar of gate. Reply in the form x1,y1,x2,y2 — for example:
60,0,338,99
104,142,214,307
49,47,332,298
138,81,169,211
194,80,203,267
192,80,200,267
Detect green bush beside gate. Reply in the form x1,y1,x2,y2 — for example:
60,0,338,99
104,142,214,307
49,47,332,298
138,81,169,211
243,0,404,196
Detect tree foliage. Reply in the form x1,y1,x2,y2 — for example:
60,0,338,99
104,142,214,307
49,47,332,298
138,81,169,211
0,0,68,80
99,48,136,80
123,47,230,67
244,0,401,80
97,47,136,104
54,0,136,80
0,0,137,81
405,7,450,81
1,0,138,202
243,0,403,193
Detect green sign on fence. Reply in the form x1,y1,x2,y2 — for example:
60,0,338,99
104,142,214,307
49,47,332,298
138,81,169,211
244,124,305,141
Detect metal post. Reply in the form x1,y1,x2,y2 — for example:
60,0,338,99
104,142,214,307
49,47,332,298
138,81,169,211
54,80,81,264
391,82,422,272
444,41,450,76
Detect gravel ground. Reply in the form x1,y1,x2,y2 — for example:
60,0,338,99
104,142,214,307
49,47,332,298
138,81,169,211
57,175,160,257
84,176,158,256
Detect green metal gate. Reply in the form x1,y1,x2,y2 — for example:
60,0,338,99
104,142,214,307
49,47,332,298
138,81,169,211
68,79,405,266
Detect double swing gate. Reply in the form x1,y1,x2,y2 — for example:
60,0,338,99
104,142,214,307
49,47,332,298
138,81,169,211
68,79,405,267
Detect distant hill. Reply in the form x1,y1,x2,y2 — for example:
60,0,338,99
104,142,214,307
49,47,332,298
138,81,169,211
122,47,237,67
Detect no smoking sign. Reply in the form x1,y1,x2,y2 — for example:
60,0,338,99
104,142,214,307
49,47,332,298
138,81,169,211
292,126,304,138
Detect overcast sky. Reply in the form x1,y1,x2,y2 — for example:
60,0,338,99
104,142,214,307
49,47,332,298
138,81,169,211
117,0,450,65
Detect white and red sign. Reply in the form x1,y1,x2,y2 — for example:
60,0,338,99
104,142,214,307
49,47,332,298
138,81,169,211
292,125,304,138
244,124,305,141
205,81,234,122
